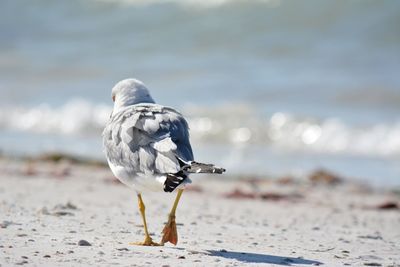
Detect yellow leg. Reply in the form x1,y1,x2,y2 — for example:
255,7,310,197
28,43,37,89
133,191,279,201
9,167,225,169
130,194,160,246
161,189,184,245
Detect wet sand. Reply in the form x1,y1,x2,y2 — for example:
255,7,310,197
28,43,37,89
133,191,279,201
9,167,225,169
1,158,399,266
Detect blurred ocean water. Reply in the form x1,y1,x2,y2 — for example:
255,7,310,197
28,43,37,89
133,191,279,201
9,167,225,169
1,0,399,186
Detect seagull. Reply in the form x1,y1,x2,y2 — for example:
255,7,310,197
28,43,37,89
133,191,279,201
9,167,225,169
103,78,225,246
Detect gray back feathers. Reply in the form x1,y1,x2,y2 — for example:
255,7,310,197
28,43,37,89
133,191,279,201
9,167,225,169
103,104,194,177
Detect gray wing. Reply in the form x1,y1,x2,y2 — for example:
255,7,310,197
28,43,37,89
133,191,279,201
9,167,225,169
103,104,194,177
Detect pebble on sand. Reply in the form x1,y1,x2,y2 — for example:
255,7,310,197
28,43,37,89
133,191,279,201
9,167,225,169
78,240,92,246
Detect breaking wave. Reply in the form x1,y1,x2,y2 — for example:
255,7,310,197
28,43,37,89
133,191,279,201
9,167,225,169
1,99,399,158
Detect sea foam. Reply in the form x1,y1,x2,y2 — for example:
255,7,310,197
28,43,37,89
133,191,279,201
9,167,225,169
1,100,399,159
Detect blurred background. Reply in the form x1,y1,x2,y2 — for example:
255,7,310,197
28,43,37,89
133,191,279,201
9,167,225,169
0,0,399,186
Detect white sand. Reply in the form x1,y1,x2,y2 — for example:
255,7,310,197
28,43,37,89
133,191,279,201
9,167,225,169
1,159,399,266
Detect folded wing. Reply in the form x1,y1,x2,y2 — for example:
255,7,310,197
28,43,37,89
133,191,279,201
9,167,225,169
103,104,194,181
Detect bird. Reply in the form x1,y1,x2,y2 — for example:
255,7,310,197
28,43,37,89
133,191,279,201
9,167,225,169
102,78,225,246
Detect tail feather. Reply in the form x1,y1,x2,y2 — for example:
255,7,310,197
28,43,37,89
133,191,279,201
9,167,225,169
185,161,226,174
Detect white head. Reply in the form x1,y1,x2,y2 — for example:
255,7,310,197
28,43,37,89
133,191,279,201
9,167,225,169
111,78,155,112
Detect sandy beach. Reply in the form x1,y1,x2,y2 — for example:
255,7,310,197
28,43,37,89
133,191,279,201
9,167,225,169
0,157,399,267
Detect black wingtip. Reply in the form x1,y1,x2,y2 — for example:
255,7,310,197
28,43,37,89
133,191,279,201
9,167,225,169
163,171,187,193
213,167,226,174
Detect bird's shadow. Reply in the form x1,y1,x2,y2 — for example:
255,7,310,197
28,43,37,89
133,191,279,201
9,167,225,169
206,250,323,266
